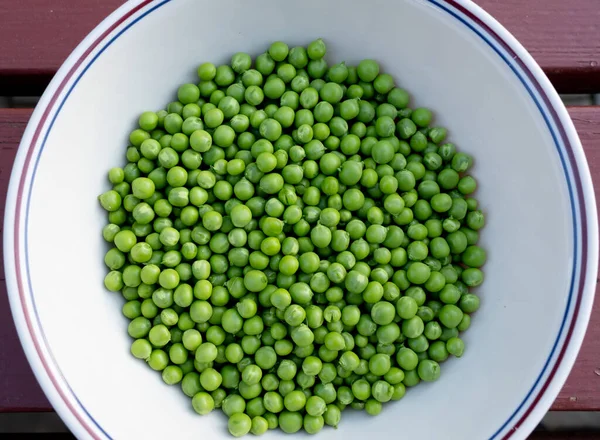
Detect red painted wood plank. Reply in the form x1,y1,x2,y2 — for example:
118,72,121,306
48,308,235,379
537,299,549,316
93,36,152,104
0,0,599,93
0,108,598,412
480,1,600,93
0,109,50,411
554,107,600,411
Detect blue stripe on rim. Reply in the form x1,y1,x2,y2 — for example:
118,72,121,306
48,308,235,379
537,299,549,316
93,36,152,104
424,5,580,439
22,2,170,438
428,0,581,440
432,2,580,438
19,1,582,439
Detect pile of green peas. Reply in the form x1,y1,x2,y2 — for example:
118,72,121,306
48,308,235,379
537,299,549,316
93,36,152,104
99,38,486,437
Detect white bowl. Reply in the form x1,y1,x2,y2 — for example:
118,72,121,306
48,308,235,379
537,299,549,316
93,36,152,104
4,0,598,439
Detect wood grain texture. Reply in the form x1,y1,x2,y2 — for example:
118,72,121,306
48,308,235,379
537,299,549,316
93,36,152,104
0,0,599,94
551,107,600,411
480,0,600,93
0,107,598,412
0,109,50,411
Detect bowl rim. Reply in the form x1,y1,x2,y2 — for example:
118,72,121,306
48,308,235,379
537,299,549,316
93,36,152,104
4,0,598,439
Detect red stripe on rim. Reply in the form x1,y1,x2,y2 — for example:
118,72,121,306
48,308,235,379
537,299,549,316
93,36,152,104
13,1,153,438
446,1,588,438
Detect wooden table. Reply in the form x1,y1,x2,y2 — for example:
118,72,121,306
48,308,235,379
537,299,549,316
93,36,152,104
0,0,599,436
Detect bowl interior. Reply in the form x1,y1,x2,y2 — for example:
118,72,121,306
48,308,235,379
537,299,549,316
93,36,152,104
20,0,575,438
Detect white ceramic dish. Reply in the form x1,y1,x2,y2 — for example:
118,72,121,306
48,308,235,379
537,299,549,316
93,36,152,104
4,0,598,439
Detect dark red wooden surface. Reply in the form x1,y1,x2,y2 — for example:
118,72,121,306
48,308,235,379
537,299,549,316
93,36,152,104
0,0,599,94
555,108,600,411
0,108,598,413
0,110,48,411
